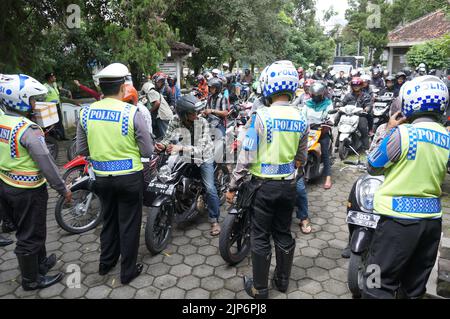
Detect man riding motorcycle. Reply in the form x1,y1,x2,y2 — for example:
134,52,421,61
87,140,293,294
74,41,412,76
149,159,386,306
338,77,372,151
302,81,334,189
380,75,396,96
195,75,209,101
371,68,385,89
394,72,407,97
155,95,222,236
205,78,229,136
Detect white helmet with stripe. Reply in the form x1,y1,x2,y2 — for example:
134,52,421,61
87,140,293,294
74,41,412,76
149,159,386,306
0,74,48,112
262,60,299,100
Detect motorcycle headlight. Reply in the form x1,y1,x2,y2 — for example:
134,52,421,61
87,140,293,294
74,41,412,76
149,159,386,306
356,177,384,212
157,165,174,183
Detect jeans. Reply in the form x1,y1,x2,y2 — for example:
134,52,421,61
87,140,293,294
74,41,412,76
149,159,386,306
200,161,221,223
296,177,309,221
319,134,331,177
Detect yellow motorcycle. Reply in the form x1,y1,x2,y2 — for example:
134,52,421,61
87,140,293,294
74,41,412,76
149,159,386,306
304,122,334,182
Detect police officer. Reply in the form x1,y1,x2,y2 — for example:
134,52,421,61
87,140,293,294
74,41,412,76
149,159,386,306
0,74,71,290
365,75,449,298
76,63,153,284
226,60,309,299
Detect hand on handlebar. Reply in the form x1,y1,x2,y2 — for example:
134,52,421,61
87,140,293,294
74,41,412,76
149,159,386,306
155,143,166,152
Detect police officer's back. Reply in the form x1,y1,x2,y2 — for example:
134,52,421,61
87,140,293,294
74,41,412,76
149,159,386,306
0,74,72,291
76,63,153,285
227,60,309,299
366,76,449,298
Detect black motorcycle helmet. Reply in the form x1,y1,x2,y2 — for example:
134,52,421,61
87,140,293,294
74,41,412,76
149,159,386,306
208,78,223,96
309,81,327,103
372,67,381,78
175,95,203,122
401,66,412,77
224,73,236,85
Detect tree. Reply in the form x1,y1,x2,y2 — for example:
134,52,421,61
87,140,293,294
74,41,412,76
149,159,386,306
406,34,450,70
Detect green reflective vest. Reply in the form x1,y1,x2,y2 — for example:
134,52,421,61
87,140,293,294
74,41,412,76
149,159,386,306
374,122,450,219
44,83,60,104
0,113,46,188
80,98,143,176
249,104,307,179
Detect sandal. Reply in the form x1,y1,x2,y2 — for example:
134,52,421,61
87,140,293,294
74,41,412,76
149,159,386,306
210,223,221,236
300,220,312,234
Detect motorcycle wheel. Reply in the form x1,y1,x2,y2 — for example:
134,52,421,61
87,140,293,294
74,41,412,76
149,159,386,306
219,209,251,265
348,252,364,299
66,140,77,161
55,190,102,234
145,205,172,255
338,142,349,161
63,166,85,186
45,135,59,161
215,164,230,206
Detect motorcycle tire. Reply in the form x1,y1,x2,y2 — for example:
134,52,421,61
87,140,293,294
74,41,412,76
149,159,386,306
338,142,349,161
54,190,102,234
145,205,172,255
348,252,364,299
66,140,77,161
215,164,231,206
219,210,251,265
45,135,59,161
62,165,85,185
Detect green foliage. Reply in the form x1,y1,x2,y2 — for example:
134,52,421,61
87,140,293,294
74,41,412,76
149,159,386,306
406,34,450,69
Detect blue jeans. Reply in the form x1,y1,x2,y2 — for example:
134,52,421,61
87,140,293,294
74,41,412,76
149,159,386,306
200,161,221,223
296,177,309,221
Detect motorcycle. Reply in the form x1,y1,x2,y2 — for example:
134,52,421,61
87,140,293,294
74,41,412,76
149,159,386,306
332,83,346,109
219,177,253,265
372,92,395,133
304,122,334,182
55,154,163,234
342,159,384,298
331,105,368,160
54,159,103,234
144,133,229,255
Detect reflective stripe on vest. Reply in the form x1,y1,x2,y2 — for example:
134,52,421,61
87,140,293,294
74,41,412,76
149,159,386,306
374,122,449,219
0,115,46,188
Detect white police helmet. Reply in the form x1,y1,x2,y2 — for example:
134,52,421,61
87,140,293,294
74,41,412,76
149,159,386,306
262,60,299,100
0,74,47,112
94,63,129,81
400,75,448,119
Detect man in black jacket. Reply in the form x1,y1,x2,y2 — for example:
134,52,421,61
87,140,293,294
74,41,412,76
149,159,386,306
338,77,372,150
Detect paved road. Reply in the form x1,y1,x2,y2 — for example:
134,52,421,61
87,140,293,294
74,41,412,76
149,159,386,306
0,144,448,299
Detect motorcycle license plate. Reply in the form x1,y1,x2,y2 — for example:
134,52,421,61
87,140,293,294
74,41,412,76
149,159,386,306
148,182,174,195
373,102,387,108
346,210,380,229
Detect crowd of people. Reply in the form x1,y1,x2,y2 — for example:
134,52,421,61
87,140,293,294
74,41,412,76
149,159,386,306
0,57,449,300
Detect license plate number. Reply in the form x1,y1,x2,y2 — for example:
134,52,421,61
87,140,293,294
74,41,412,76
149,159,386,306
148,182,174,195
346,210,380,228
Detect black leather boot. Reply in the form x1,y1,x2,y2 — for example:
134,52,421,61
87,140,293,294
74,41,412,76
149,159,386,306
17,254,63,291
273,242,295,292
243,252,271,299
0,234,13,247
39,253,57,275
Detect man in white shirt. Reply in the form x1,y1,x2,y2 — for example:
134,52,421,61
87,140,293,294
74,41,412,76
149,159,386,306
141,80,173,138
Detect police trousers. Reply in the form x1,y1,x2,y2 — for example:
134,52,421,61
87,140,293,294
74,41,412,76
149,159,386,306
0,180,48,258
95,171,144,283
362,216,441,299
251,178,297,256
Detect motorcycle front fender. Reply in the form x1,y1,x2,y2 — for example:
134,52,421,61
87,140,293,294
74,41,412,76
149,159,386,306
63,155,88,169
151,194,173,208
339,133,350,142
350,227,374,254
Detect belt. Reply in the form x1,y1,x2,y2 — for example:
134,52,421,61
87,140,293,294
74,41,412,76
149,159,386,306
0,170,45,187
252,174,296,182
91,159,133,172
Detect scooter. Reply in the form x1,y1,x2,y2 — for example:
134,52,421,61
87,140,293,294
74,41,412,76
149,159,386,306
372,92,395,132
304,122,334,182
342,158,384,298
331,105,367,160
